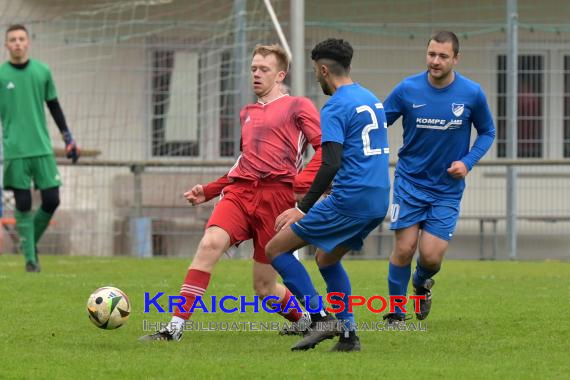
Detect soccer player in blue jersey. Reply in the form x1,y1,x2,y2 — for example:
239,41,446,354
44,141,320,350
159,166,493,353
265,38,391,352
383,31,496,322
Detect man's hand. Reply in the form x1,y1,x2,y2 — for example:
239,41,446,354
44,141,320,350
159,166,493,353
62,131,80,164
184,184,206,206
447,161,469,179
275,207,305,231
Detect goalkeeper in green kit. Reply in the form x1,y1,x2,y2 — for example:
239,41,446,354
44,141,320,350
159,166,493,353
0,25,80,272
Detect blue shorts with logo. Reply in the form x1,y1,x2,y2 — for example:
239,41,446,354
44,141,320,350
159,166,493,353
389,176,461,241
291,197,385,253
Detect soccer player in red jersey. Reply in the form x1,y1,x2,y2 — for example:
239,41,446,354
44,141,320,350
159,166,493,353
140,44,322,341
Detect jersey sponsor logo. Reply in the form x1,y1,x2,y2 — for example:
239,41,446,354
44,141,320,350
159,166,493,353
6,81,15,90
452,103,464,117
412,103,426,109
415,117,463,130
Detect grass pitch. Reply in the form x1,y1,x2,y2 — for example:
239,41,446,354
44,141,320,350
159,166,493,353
1,255,569,379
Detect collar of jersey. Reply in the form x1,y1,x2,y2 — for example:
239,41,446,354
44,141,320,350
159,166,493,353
257,93,289,106
424,70,458,92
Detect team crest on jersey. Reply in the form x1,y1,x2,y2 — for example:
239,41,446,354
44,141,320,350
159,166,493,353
6,82,15,90
451,103,464,117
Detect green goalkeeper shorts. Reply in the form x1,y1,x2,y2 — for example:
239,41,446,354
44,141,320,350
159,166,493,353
4,154,62,190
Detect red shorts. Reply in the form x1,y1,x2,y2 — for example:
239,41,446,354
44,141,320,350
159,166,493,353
206,180,295,264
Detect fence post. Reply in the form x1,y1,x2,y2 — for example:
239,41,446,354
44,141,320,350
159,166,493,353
130,164,152,258
506,0,518,260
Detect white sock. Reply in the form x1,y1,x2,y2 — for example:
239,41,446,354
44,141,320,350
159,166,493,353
169,316,185,332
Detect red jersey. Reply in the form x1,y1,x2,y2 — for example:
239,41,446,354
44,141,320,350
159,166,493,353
204,95,322,200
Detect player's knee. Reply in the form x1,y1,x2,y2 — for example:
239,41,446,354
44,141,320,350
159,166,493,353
41,196,60,214
394,239,418,258
40,187,60,214
314,252,328,268
253,280,275,299
264,241,277,262
197,234,225,256
13,189,32,212
418,254,442,270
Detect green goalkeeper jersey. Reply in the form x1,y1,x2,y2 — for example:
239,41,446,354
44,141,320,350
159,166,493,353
0,59,58,160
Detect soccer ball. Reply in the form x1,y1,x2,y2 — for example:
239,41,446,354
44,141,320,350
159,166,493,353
87,287,131,330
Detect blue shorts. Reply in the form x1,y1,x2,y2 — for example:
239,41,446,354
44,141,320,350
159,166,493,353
389,176,461,241
291,198,384,253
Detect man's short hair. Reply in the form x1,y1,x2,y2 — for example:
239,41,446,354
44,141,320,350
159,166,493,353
311,38,353,75
252,44,290,72
429,30,459,57
6,24,28,37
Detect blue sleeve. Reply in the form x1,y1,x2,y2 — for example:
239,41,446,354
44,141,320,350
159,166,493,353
461,87,496,171
321,101,346,144
383,82,404,126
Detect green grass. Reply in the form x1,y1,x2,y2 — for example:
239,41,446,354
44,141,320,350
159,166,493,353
1,255,569,379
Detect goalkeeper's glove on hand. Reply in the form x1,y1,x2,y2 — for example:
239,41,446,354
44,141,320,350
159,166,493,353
62,130,80,164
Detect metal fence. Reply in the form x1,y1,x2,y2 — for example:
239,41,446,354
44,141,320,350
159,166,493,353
0,0,568,259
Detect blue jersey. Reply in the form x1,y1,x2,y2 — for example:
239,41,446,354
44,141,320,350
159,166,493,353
321,83,390,218
384,71,496,199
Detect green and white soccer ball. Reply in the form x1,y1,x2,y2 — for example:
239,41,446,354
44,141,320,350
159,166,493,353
87,287,131,330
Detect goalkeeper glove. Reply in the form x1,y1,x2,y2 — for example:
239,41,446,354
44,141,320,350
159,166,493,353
62,130,80,164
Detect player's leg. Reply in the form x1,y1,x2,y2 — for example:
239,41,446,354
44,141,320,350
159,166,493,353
265,227,315,312
32,155,62,259
252,185,307,326
140,192,251,341
34,187,60,246
309,217,382,352
386,177,427,321
412,231,447,319
314,245,361,352
252,261,309,329
140,225,233,341
287,203,382,351
13,188,36,271
5,158,37,271
385,225,420,322
412,200,460,320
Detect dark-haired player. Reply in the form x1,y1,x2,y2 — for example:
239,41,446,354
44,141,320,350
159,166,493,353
383,31,495,322
266,38,391,352
0,24,80,272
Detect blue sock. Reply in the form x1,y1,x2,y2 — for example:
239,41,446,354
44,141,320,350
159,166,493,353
271,253,322,312
319,261,355,332
413,259,440,288
388,262,411,316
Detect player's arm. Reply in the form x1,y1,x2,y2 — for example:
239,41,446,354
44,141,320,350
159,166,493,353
186,135,243,204
297,141,342,213
46,98,80,164
184,174,232,206
449,88,496,178
202,174,233,201
293,149,322,199
44,67,80,164
296,142,342,213
275,142,341,231
293,98,323,195
383,82,405,126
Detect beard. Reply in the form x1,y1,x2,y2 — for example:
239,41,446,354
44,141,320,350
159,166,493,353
319,79,332,96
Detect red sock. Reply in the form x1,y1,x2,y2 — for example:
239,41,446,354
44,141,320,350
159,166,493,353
173,268,211,320
277,288,302,322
